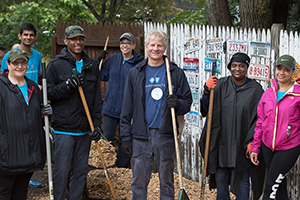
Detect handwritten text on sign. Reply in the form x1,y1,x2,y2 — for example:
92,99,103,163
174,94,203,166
227,40,247,54
206,38,224,54
247,63,270,81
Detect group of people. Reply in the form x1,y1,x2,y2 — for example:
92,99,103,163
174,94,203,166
0,24,192,200
0,22,299,200
200,53,300,200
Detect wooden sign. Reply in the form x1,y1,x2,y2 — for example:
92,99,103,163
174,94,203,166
247,63,270,81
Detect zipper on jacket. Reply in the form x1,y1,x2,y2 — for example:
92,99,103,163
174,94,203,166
272,105,278,150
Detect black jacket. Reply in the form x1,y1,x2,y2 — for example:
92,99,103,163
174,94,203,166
0,73,46,175
120,56,192,142
200,76,265,199
46,47,102,132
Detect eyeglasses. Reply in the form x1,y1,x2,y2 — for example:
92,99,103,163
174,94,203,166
11,61,28,67
120,42,132,46
68,37,85,42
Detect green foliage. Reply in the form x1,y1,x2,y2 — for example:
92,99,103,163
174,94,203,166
168,9,209,25
0,0,97,59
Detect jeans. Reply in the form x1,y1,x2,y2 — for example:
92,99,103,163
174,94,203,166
215,168,250,200
103,115,129,167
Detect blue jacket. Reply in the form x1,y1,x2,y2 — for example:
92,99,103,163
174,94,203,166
100,50,143,118
120,56,192,141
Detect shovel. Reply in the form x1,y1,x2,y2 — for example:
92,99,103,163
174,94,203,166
41,62,54,200
200,58,217,199
165,57,190,200
72,68,117,200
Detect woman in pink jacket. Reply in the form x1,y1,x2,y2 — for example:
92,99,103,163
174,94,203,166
250,55,300,200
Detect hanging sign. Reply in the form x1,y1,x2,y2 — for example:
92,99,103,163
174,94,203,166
184,38,201,54
183,57,199,72
206,38,224,54
185,111,199,126
191,89,199,104
247,63,270,81
204,57,221,74
186,72,199,88
250,42,271,58
292,62,300,81
227,40,248,54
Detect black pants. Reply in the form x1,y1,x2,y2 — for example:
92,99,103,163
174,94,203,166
262,142,300,200
0,172,33,200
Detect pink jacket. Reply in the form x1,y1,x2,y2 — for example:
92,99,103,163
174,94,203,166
252,79,300,154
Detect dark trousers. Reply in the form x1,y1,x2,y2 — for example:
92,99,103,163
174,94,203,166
262,142,300,200
0,172,33,200
53,134,91,200
131,128,175,200
103,114,129,167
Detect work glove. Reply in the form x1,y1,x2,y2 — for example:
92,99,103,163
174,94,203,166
97,50,108,62
41,103,52,116
88,127,102,142
204,76,217,92
245,141,252,158
122,141,132,157
166,94,179,109
66,72,83,90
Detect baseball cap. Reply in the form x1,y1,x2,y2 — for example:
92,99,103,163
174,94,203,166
8,49,29,63
227,52,250,70
276,55,295,70
65,25,85,39
119,32,135,43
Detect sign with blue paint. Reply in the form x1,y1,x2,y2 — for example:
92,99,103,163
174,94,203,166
204,57,221,74
183,57,199,72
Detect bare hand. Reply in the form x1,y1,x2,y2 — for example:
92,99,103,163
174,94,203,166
250,152,259,165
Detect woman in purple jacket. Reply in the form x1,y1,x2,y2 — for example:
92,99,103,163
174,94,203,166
250,55,300,200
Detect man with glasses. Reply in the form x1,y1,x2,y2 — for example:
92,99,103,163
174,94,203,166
1,23,41,85
46,25,102,200
98,32,143,168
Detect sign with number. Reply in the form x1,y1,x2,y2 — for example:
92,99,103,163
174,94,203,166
183,57,199,72
184,38,201,54
250,42,271,58
184,111,199,126
227,40,247,54
186,72,199,88
292,62,300,81
191,89,199,103
204,57,221,74
247,63,270,81
206,38,224,54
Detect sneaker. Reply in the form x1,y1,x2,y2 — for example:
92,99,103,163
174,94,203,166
29,178,42,188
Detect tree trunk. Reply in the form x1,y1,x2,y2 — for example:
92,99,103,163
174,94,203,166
204,0,232,27
239,0,273,29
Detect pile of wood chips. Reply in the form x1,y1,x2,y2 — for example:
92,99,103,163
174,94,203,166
88,139,117,168
87,168,236,200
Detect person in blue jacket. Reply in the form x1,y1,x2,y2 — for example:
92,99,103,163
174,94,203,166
99,32,143,168
120,30,192,200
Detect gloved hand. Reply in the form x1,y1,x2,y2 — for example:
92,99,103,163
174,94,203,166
97,50,108,62
41,103,52,116
166,94,179,109
66,72,83,90
88,127,101,142
204,76,217,92
245,141,252,158
122,141,132,156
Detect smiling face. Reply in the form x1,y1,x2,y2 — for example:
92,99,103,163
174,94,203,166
275,65,294,84
64,36,85,60
120,38,135,57
230,62,248,83
18,30,36,47
7,58,28,79
145,36,166,65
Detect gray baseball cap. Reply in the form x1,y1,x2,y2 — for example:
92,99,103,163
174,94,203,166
119,32,135,43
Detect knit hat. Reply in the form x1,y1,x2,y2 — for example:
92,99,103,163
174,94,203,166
276,55,295,70
65,25,85,39
227,52,250,70
119,32,135,43
8,49,29,63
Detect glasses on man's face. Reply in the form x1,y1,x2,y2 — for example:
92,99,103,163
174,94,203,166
11,61,28,67
120,42,132,46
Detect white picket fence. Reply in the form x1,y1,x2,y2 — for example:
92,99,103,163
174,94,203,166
144,22,300,199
